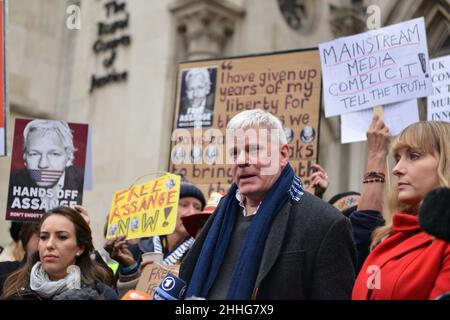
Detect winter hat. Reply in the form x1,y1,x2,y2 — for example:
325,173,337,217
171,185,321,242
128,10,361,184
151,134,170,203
328,191,360,217
419,187,450,242
181,192,224,238
180,182,206,210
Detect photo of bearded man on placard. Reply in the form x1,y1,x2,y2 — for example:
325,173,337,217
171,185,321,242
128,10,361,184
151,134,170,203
6,119,88,221
177,67,217,128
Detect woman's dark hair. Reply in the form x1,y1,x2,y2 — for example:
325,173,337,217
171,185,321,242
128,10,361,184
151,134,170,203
19,222,40,250
2,207,112,299
9,222,23,242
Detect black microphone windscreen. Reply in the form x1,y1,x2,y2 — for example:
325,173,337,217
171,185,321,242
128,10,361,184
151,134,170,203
153,273,187,300
419,187,450,242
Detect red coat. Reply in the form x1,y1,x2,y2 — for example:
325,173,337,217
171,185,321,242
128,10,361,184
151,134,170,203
352,212,450,300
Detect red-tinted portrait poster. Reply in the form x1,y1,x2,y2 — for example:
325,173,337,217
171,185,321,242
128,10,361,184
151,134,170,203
6,118,89,221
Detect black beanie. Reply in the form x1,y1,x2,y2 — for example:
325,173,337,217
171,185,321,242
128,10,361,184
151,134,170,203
180,182,206,210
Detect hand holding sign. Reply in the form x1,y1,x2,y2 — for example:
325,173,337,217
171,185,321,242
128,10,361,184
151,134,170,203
74,205,90,225
104,235,136,267
136,261,181,299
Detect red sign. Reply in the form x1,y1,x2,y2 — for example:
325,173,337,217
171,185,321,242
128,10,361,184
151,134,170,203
5,118,89,221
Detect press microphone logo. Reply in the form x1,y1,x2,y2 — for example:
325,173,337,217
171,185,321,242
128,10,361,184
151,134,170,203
366,265,381,290
153,273,187,300
162,276,176,292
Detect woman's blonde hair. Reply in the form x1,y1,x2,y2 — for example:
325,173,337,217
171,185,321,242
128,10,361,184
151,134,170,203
371,121,450,248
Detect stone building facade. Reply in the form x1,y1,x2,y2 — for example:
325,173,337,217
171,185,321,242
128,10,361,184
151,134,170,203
0,0,449,247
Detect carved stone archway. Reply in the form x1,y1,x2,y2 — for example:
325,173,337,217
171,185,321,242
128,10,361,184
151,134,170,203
385,0,450,57
169,0,245,60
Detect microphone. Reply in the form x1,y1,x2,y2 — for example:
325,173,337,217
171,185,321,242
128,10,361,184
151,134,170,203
121,290,151,300
436,292,450,300
153,273,187,300
419,187,450,242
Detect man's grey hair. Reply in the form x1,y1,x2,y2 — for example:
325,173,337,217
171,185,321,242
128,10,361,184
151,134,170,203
185,68,211,91
23,119,76,166
226,109,287,145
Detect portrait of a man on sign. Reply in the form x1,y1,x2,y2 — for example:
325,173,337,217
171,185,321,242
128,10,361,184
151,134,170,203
177,67,217,128
6,118,88,221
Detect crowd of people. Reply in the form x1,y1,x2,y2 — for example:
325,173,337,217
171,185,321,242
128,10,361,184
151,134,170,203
0,109,449,300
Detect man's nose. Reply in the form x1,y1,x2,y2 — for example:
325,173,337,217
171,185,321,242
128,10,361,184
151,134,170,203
194,89,204,97
38,155,50,169
236,151,249,166
187,205,198,216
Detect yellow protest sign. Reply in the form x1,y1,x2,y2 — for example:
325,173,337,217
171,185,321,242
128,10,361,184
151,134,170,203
106,173,180,239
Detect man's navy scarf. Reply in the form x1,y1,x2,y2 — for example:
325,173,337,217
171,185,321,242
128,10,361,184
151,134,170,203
185,164,304,299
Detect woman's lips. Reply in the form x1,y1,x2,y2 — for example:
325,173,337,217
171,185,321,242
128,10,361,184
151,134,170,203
43,255,58,262
398,182,410,190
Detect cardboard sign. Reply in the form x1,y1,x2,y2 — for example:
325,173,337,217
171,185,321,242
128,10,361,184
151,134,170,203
427,55,450,122
0,0,6,156
106,173,180,239
169,49,322,194
135,261,180,300
320,17,433,117
6,118,88,221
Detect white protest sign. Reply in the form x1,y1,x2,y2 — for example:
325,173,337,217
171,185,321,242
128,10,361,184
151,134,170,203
428,92,450,122
320,17,433,118
430,55,450,92
427,55,450,122
341,99,419,144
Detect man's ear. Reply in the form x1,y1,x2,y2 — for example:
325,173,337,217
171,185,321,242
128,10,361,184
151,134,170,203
66,154,73,167
280,144,290,167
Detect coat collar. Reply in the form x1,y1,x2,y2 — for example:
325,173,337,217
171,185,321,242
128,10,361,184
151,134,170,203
392,212,420,233
371,212,433,269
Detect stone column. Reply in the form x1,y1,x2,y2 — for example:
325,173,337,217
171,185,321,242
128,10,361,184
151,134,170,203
169,0,245,60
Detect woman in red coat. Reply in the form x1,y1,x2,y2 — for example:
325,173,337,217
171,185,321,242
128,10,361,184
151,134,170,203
352,121,450,300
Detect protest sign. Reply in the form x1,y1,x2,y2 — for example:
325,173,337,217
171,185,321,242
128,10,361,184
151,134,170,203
341,99,419,144
6,118,88,222
428,92,450,122
170,49,322,194
106,173,180,240
135,261,180,300
0,0,6,156
427,55,450,122
320,17,433,117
